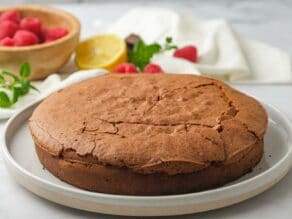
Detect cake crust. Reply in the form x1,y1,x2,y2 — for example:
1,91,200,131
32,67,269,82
29,74,268,195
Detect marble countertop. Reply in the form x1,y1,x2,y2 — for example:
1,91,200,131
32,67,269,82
1,1,292,218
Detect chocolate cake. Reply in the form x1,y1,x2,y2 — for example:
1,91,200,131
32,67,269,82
29,74,268,195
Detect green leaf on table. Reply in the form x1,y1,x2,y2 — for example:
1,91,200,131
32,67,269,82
166,36,172,44
29,84,39,92
127,37,178,70
128,40,162,70
2,71,19,82
0,75,5,84
21,80,31,94
20,62,30,78
0,91,11,108
164,36,178,51
11,87,21,104
0,62,36,108
18,80,30,95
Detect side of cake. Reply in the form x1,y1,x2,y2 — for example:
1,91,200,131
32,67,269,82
29,74,268,195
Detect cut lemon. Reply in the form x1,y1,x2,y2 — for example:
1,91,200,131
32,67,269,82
75,34,127,71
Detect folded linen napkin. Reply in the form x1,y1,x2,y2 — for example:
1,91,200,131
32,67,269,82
108,8,291,83
0,69,107,120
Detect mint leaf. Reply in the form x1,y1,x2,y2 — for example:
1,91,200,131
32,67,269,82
127,37,177,70
166,36,172,44
20,62,30,78
0,91,11,108
12,87,21,104
164,36,177,51
0,75,5,84
2,71,19,82
128,40,161,70
0,62,36,108
18,80,30,95
29,84,39,92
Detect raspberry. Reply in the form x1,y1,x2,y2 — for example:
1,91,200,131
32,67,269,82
13,30,39,46
0,20,19,40
143,63,163,73
0,9,21,23
43,27,68,42
20,17,42,36
115,63,138,74
0,37,14,46
173,45,198,63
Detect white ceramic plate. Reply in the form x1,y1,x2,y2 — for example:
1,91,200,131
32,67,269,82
2,101,292,216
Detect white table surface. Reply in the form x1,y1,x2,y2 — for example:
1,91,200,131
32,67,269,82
1,1,292,218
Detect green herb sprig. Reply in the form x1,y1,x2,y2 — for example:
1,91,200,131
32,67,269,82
164,36,178,51
128,36,177,70
0,62,38,108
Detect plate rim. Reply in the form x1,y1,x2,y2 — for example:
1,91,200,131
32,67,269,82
1,99,292,210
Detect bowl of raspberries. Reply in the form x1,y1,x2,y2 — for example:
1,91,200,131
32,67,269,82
0,5,80,79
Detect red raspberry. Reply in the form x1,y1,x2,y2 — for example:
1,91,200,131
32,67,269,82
115,63,138,74
0,37,14,46
13,30,39,46
20,17,42,36
0,9,21,23
173,45,198,63
0,20,19,40
43,27,69,42
143,63,163,73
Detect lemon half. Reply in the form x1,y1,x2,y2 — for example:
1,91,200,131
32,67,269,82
75,34,127,71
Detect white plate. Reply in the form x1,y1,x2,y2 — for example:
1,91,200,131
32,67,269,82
2,101,292,216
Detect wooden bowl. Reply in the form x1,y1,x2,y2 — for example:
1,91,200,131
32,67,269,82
0,5,80,80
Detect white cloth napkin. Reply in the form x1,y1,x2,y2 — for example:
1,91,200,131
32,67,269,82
108,8,291,83
0,69,107,120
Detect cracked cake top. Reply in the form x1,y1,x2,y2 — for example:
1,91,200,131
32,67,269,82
29,74,268,175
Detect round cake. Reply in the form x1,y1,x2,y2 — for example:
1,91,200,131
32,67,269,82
29,74,268,195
